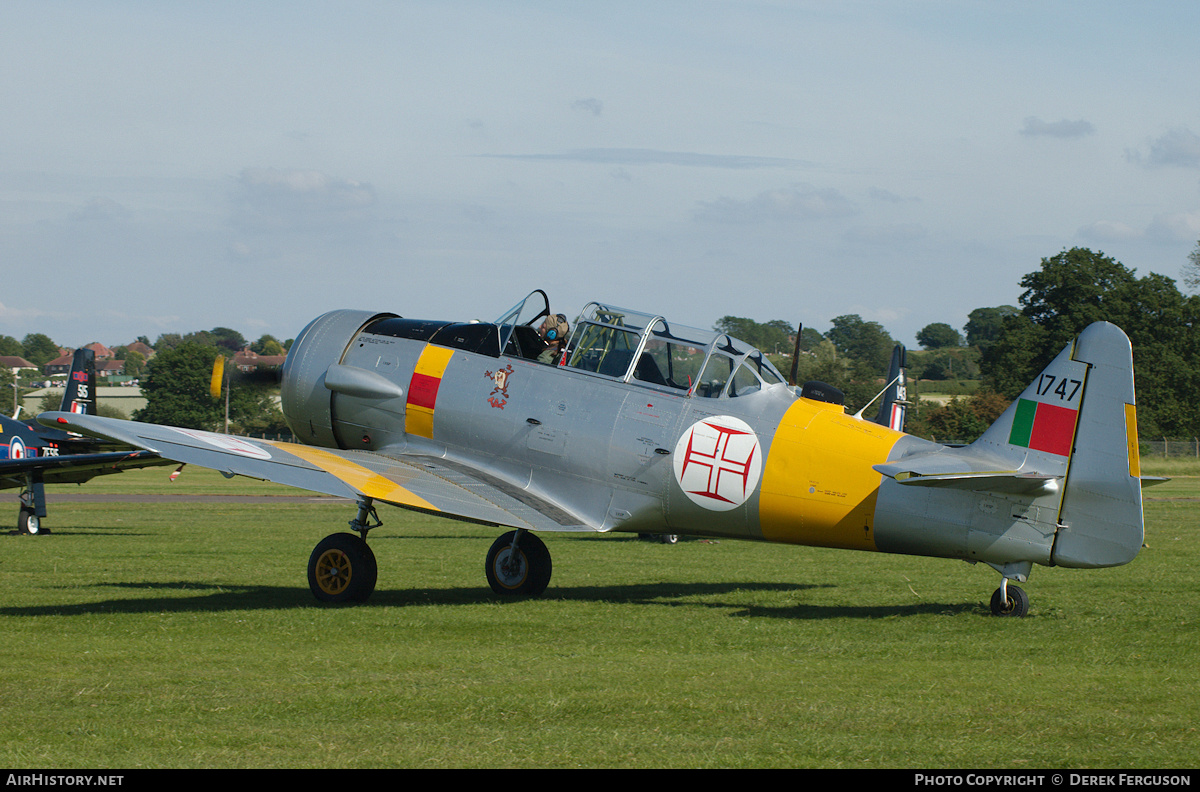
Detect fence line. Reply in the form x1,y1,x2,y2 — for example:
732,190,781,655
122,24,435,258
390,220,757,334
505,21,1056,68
1140,438,1200,458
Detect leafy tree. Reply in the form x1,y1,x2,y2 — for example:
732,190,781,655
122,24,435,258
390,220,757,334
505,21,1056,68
1184,239,1200,292
825,314,894,376
789,338,845,387
20,333,59,365
797,326,824,353
123,349,146,378
916,322,963,349
0,335,22,357
252,334,285,356
210,327,247,353
982,247,1200,436
713,316,795,354
907,390,1009,444
153,332,185,352
964,306,1019,350
134,342,224,430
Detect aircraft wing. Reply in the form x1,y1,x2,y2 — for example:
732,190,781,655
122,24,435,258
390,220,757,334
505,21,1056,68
37,412,593,533
0,449,173,488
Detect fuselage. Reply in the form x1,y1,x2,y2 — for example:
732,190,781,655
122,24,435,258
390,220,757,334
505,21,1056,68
278,304,1030,564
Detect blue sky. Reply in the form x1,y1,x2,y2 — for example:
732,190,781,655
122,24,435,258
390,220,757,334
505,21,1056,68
2,1,1198,350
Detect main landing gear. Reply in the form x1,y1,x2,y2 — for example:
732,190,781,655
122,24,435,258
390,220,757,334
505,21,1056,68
306,499,554,604
307,498,380,604
16,506,46,535
988,575,1031,618
485,529,552,597
990,580,1030,617
11,476,49,536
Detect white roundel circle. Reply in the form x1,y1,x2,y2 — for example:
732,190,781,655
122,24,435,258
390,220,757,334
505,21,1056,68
170,427,273,460
672,415,762,511
8,436,27,460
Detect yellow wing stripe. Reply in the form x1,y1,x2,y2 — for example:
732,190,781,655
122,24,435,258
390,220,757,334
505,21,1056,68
276,443,439,511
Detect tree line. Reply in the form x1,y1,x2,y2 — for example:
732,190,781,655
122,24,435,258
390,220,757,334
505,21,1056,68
719,244,1200,442
7,243,1199,442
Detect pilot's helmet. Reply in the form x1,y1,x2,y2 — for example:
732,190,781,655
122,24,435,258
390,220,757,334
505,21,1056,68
542,314,569,342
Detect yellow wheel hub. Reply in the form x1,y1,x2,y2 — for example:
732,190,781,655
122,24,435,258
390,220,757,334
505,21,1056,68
314,549,352,596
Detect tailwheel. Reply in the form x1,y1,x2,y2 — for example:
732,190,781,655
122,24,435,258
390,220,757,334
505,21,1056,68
990,582,1030,617
18,507,48,536
308,532,378,604
485,530,552,597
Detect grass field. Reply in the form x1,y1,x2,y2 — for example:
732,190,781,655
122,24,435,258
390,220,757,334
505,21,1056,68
0,465,1196,768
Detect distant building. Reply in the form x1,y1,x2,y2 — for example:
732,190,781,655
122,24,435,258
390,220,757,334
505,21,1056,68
232,348,287,372
124,341,155,359
43,353,75,377
84,342,115,360
0,355,39,377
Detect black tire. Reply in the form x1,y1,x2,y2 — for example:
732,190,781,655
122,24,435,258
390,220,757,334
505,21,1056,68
485,530,552,597
659,534,679,544
990,584,1030,617
308,533,378,604
18,508,47,536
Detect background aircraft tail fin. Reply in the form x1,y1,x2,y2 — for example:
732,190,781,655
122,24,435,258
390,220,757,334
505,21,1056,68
971,321,1143,568
60,348,97,416
871,344,907,431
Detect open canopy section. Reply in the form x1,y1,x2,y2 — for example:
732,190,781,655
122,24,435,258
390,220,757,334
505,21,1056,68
562,301,788,398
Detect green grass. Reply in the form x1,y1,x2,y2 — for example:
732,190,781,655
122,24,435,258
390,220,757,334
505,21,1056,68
0,474,1196,768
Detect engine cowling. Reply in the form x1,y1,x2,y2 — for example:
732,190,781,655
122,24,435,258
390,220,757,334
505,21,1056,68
280,309,397,448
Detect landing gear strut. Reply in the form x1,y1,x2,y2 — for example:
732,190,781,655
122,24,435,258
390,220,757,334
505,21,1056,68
306,498,379,604
485,529,552,596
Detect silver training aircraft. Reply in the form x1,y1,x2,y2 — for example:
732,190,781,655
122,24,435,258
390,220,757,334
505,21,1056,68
41,289,1150,617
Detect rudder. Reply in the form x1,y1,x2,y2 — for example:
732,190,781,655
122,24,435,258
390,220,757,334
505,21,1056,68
60,348,97,415
1052,322,1143,568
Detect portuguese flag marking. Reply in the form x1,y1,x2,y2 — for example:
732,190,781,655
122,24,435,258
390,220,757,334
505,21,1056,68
1008,398,1078,457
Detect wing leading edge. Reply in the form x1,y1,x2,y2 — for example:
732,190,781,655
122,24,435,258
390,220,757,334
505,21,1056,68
38,412,592,533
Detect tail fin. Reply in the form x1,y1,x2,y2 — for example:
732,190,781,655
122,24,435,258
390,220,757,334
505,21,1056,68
872,344,907,431
60,348,97,415
974,322,1143,568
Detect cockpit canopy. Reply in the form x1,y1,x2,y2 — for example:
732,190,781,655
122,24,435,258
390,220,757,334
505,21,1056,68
557,301,787,399
369,290,790,400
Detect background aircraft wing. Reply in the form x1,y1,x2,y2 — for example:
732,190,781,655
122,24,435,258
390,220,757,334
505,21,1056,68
0,450,172,488
38,412,593,533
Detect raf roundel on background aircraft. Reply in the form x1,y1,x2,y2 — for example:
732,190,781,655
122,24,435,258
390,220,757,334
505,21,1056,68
41,290,1153,617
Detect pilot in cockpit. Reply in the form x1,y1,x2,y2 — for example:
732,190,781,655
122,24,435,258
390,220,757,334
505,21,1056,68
537,313,569,365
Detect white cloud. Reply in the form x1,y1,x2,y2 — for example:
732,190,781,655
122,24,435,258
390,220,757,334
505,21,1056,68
694,185,858,224
1079,211,1200,244
571,98,604,117
1146,210,1200,243
484,148,806,170
1126,128,1200,169
1019,117,1095,139
231,168,377,233
1079,220,1142,243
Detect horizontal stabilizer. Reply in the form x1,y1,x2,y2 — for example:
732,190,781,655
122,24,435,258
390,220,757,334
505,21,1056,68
879,467,1059,495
